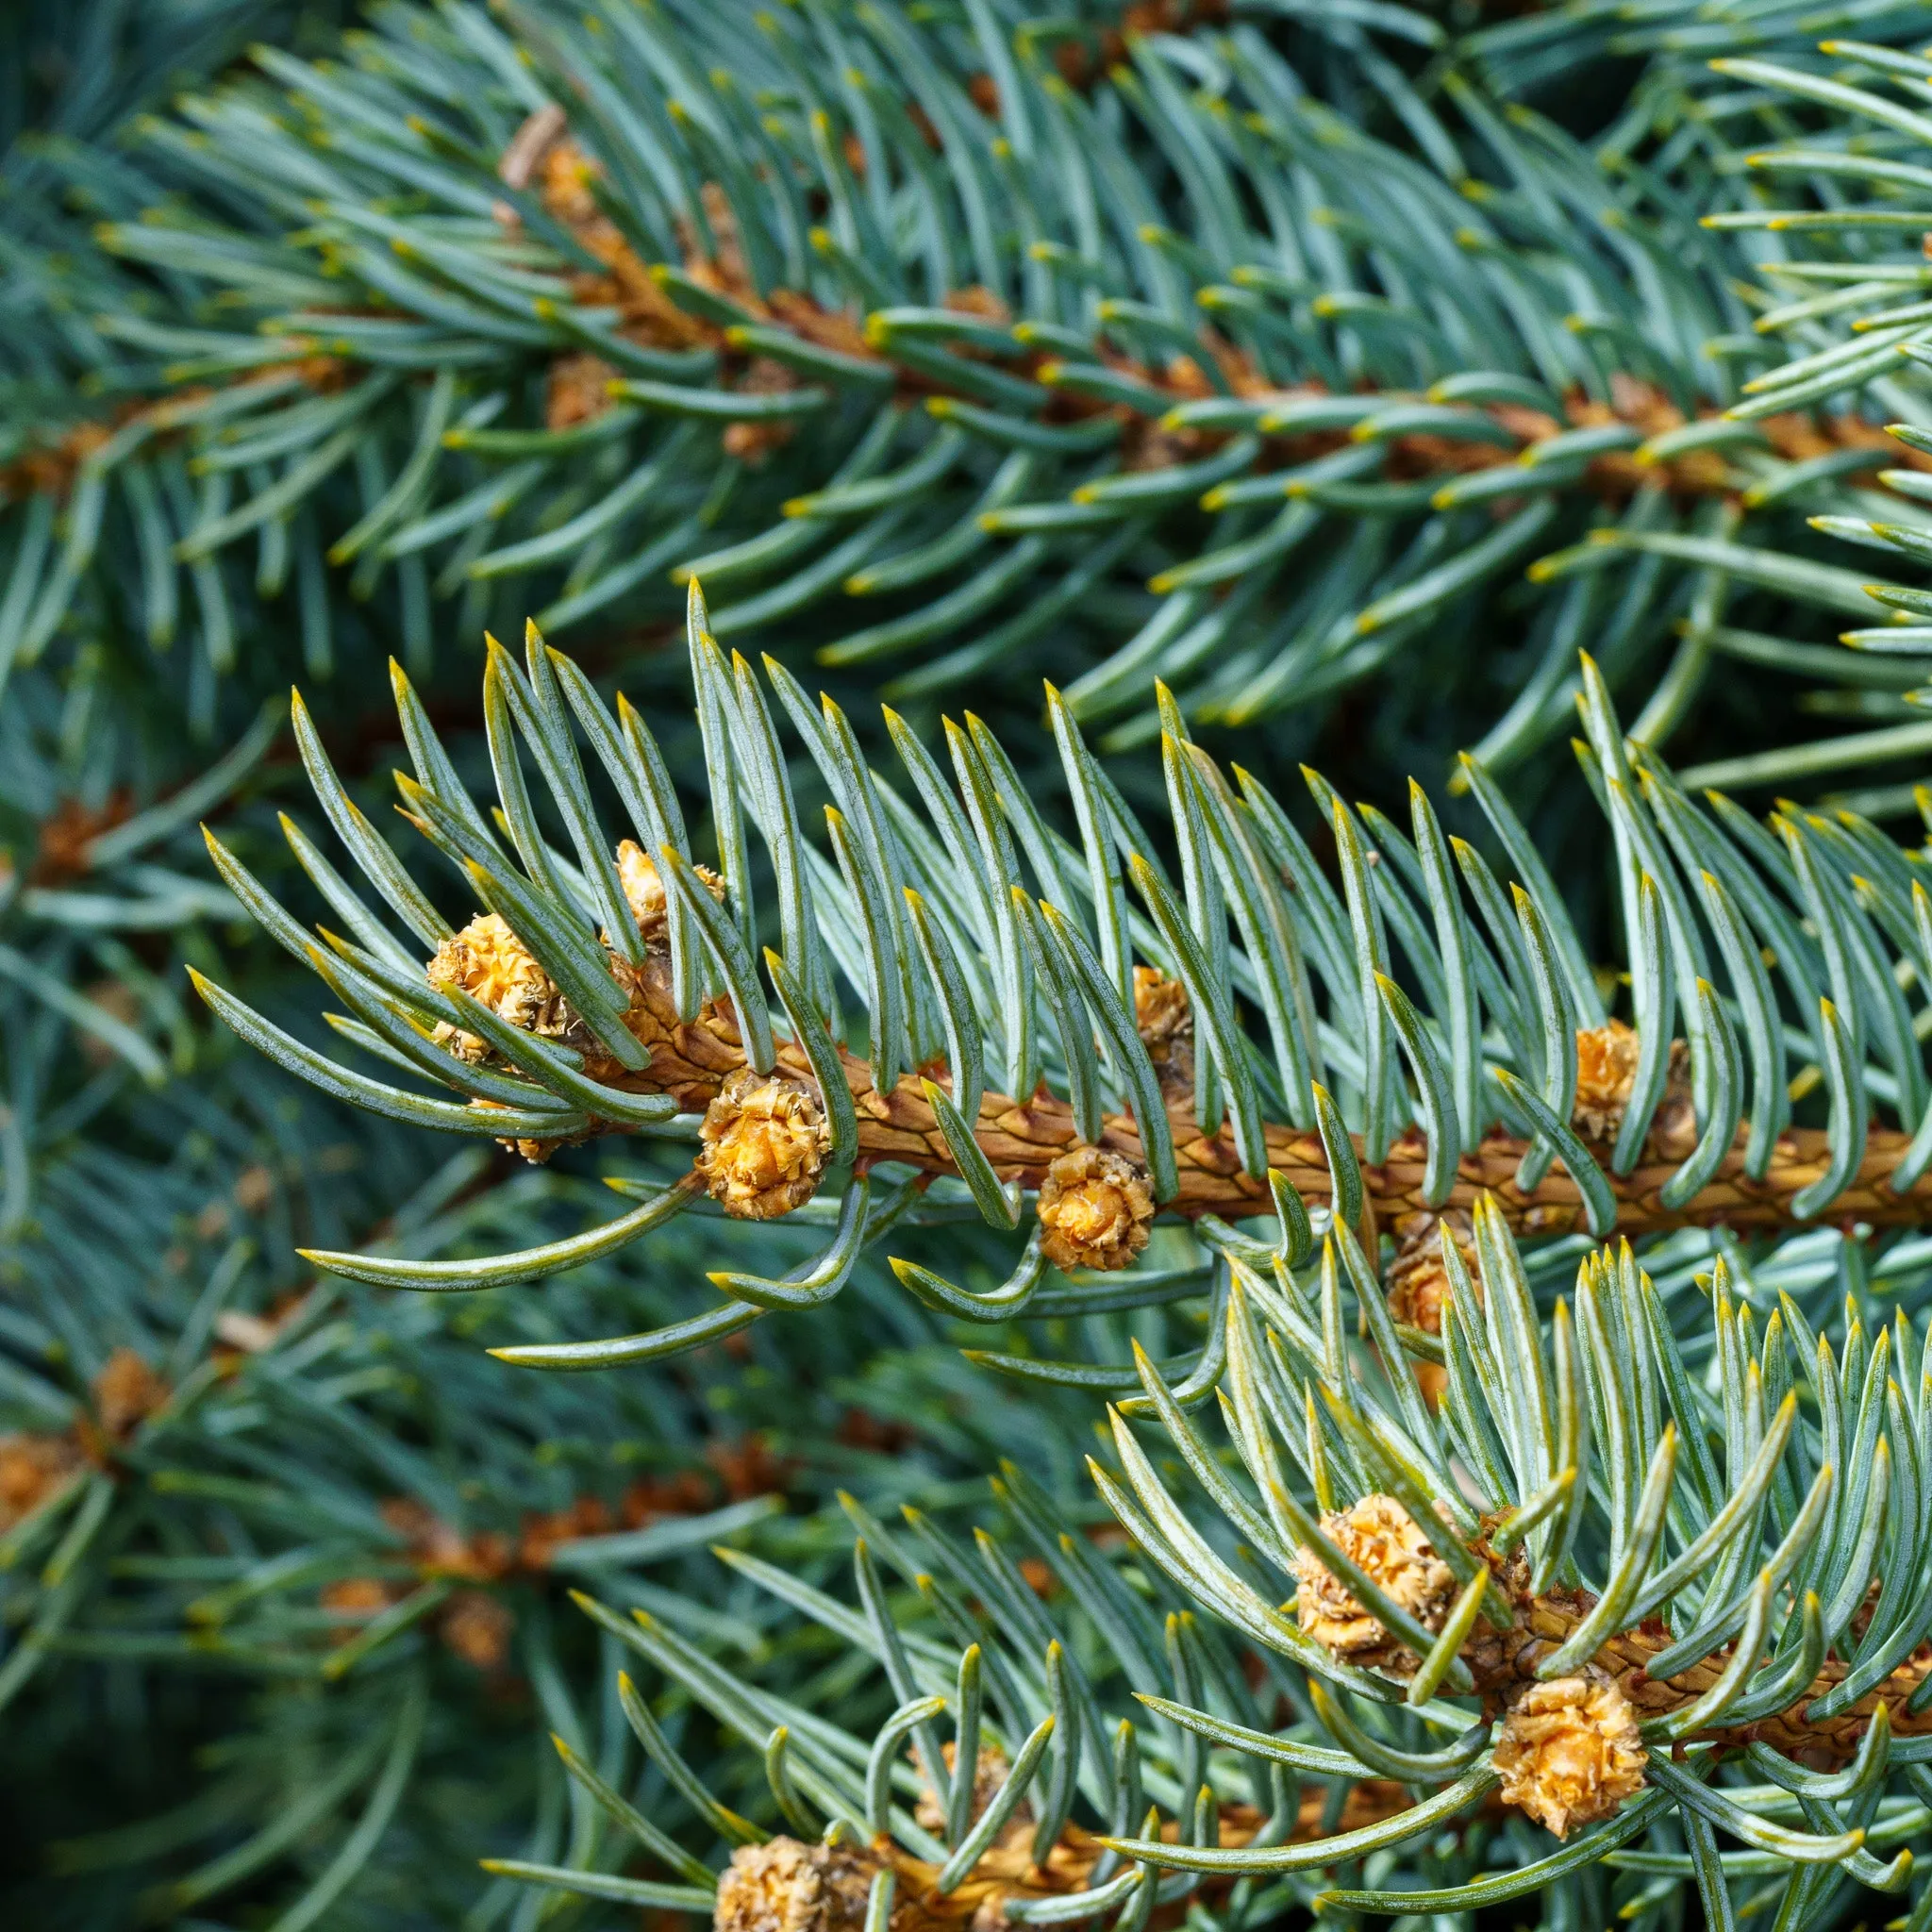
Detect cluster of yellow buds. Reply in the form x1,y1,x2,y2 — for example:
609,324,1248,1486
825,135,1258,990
1292,1492,1648,1838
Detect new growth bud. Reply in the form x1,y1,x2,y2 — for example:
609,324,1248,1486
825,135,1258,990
1037,1145,1154,1273
1132,965,1193,1093
616,839,725,950
1293,1493,1457,1674
696,1068,831,1220
1572,1021,1642,1142
712,1838,881,1932
427,912,576,1062
1493,1669,1647,1838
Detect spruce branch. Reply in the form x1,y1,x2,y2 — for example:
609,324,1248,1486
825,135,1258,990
5,0,1917,767
1680,40,1932,805
531,1207,1932,1920
196,590,1932,1371
26,8,1932,1924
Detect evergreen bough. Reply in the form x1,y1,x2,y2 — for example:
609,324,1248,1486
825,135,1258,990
13,5,1932,1929
187,587,1932,1920
0,0,1923,765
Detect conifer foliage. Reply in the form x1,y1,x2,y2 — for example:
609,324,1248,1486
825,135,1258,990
11,3,1932,1929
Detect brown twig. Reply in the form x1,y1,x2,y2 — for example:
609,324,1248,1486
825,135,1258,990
518,957,1932,1239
